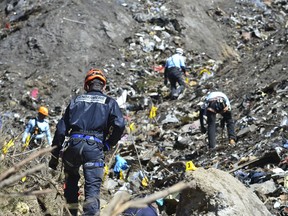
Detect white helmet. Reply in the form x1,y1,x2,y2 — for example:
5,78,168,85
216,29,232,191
176,48,184,55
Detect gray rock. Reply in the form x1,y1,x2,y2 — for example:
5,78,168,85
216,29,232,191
250,179,277,195
177,168,272,216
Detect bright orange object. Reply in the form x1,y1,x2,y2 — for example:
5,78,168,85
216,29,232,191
38,106,48,116
84,68,106,91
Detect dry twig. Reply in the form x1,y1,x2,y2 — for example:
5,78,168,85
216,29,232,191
0,163,45,188
0,189,54,197
0,146,55,181
102,181,191,216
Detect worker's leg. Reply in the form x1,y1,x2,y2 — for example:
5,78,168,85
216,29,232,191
222,111,236,141
175,70,185,96
82,141,104,216
63,167,80,216
62,140,83,216
207,111,217,149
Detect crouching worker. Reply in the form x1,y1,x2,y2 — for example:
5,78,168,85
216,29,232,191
199,91,236,149
49,68,125,216
164,48,188,99
22,106,52,149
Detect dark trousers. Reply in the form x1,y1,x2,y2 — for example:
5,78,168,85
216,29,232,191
28,137,43,149
63,139,104,216
207,110,236,148
166,67,185,98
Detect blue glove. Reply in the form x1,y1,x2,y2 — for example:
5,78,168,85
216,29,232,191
113,154,129,173
103,141,110,151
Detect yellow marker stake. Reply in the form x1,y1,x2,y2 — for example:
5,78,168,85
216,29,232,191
21,176,27,182
129,123,136,132
141,176,149,187
186,161,198,171
2,139,15,155
149,106,158,119
103,165,109,181
119,170,124,180
199,68,211,77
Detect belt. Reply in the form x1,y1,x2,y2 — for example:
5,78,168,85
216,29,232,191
70,134,102,143
167,66,180,70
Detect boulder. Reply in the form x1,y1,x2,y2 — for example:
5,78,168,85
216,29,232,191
176,168,272,216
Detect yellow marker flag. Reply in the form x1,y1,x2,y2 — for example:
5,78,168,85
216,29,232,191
2,139,15,155
185,77,189,84
21,176,27,182
149,106,158,119
129,123,136,132
186,161,198,171
103,165,109,182
141,176,149,187
119,170,124,180
199,68,211,76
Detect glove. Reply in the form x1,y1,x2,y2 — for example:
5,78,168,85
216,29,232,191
113,154,129,173
164,79,168,86
201,126,207,134
48,155,59,170
103,141,110,152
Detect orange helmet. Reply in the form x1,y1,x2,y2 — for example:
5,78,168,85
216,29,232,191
84,68,107,91
38,106,48,116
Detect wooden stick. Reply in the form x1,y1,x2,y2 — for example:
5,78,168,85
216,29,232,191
63,17,86,25
0,189,54,197
101,191,131,216
107,142,121,169
103,181,191,216
13,146,41,157
0,146,55,181
0,163,45,188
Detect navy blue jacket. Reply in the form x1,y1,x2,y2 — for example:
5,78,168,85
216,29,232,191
52,90,125,157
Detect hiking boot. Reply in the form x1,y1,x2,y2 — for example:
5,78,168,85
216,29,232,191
229,139,236,145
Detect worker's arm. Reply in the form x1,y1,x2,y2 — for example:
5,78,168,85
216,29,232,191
22,119,33,143
51,105,70,158
45,124,52,145
106,100,125,146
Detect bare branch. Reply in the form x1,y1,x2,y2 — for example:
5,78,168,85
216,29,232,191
63,17,86,25
0,146,55,181
102,181,191,216
101,191,131,216
0,189,55,197
0,163,45,188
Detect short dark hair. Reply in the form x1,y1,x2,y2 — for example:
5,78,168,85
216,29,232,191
87,78,105,91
